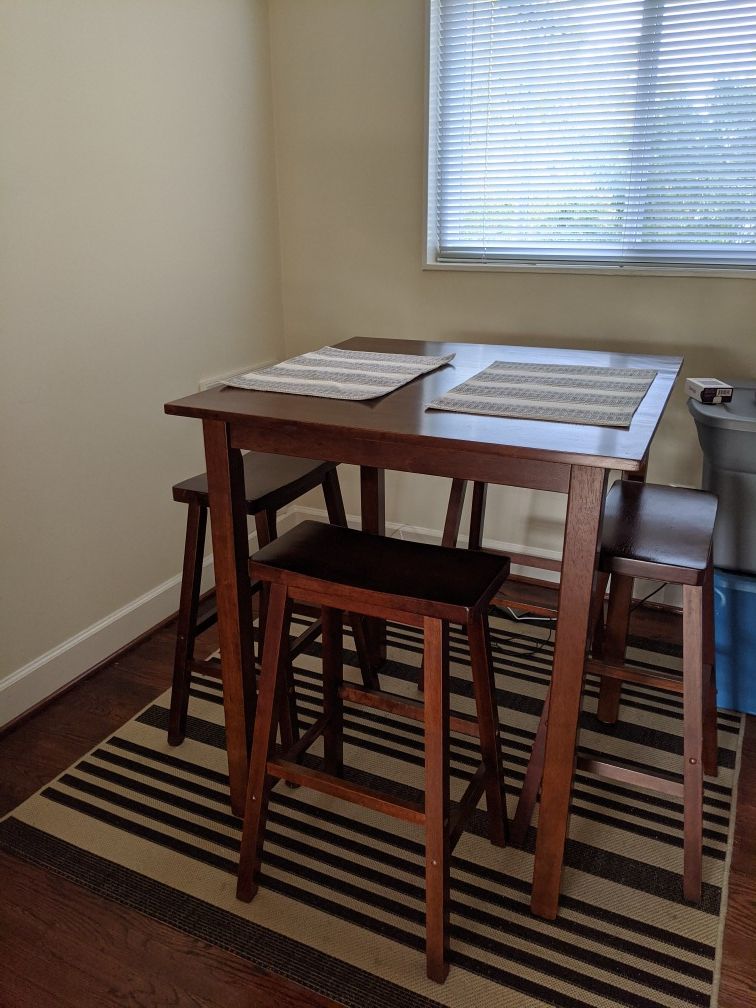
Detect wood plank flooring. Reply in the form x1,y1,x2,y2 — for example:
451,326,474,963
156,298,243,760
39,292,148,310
0,596,753,1008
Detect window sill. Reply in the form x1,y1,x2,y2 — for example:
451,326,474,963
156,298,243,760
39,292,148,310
423,260,756,280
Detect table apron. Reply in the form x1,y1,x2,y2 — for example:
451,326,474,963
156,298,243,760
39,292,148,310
228,425,572,494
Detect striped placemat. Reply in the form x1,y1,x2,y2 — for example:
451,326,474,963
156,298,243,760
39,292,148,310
225,346,455,400
0,612,742,1008
427,361,657,427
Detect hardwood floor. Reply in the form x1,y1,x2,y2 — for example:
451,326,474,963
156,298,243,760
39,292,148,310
1,596,753,1007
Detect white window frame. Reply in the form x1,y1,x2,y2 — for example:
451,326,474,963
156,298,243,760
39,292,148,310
424,0,756,279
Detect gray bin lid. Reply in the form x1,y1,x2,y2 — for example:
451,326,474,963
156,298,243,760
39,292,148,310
688,380,756,433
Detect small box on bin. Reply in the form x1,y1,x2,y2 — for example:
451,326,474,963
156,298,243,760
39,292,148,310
714,569,756,715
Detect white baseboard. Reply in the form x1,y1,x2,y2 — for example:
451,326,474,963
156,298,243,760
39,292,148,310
0,503,678,729
1,511,295,730
1,571,191,729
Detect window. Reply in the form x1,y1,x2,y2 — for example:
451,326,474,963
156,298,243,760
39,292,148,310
427,0,756,271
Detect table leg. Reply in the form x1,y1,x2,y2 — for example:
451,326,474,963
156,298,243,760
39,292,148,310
360,466,387,668
530,464,607,919
203,420,256,817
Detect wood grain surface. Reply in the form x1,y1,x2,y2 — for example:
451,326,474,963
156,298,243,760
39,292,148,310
165,339,682,473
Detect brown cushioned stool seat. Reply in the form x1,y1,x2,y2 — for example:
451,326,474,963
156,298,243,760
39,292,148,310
172,452,338,514
600,480,718,585
167,455,350,747
512,480,719,905
237,520,511,983
251,520,511,618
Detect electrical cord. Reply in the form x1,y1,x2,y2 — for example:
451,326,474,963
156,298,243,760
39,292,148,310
489,603,556,659
629,583,665,613
487,584,664,662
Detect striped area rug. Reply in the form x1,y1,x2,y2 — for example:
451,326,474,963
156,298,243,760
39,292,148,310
0,614,744,1008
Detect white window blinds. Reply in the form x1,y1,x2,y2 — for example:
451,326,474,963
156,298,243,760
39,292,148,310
428,0,756,269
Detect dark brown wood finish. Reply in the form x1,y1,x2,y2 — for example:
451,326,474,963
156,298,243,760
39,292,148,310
237,519,510,982
531,464,608,917
165,338,682,913
202,419,256,816
442,478,468,548
0,593,753,1008
423,616,451,983
172,452,340,512
360,465,387,669
599,480,718,586
0,851,336,1008
468,481,488,550
516,483,720,905
168,500,208,745
168,454,346,748
166,340,680,473
596,572,634,724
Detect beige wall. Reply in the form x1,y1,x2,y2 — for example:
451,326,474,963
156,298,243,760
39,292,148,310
1,0,284,685
269,0,756,544
3,0,755,717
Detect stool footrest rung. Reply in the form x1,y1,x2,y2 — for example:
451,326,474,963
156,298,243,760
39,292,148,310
280,714,330,763
448,764,487,852
266,758,426,824
585,657,684,694
339,684,481,739
288,619,323,660
576,754,685,798
194,610,218,636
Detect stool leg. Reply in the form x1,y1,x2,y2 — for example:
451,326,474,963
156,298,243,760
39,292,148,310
238,583,291,902
702,560,719,778
255,508,277,547
255,506,299,753
278,622,299,754
423,617,450,983
254,511,277,667
468,612,508,847
418,480,469,696
703,669,718,779
322,467,378,691
359,466,387,671
168,501,208,746
511,568,606,845
322,608,344,776
596,573,634,725
511,570,607,845
682,584,704,904
350,615,380,691
442,479,468,548
511,690,549,849
588,571,610,657
322,467,347,527
468,482,488,551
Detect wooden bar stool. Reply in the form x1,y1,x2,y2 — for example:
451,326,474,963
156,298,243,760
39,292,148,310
512,480,719,904
416,476,556,694
441,477,562,597
167,453,349,747
236,520,511,982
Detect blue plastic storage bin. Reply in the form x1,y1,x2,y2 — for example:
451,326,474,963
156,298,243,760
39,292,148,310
714,569,756,715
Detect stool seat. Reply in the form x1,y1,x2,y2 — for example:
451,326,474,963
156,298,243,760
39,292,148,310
172,452,337,512
600,481,718,586
251,520,510,621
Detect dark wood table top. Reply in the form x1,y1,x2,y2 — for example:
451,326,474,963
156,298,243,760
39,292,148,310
165,338,682,473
